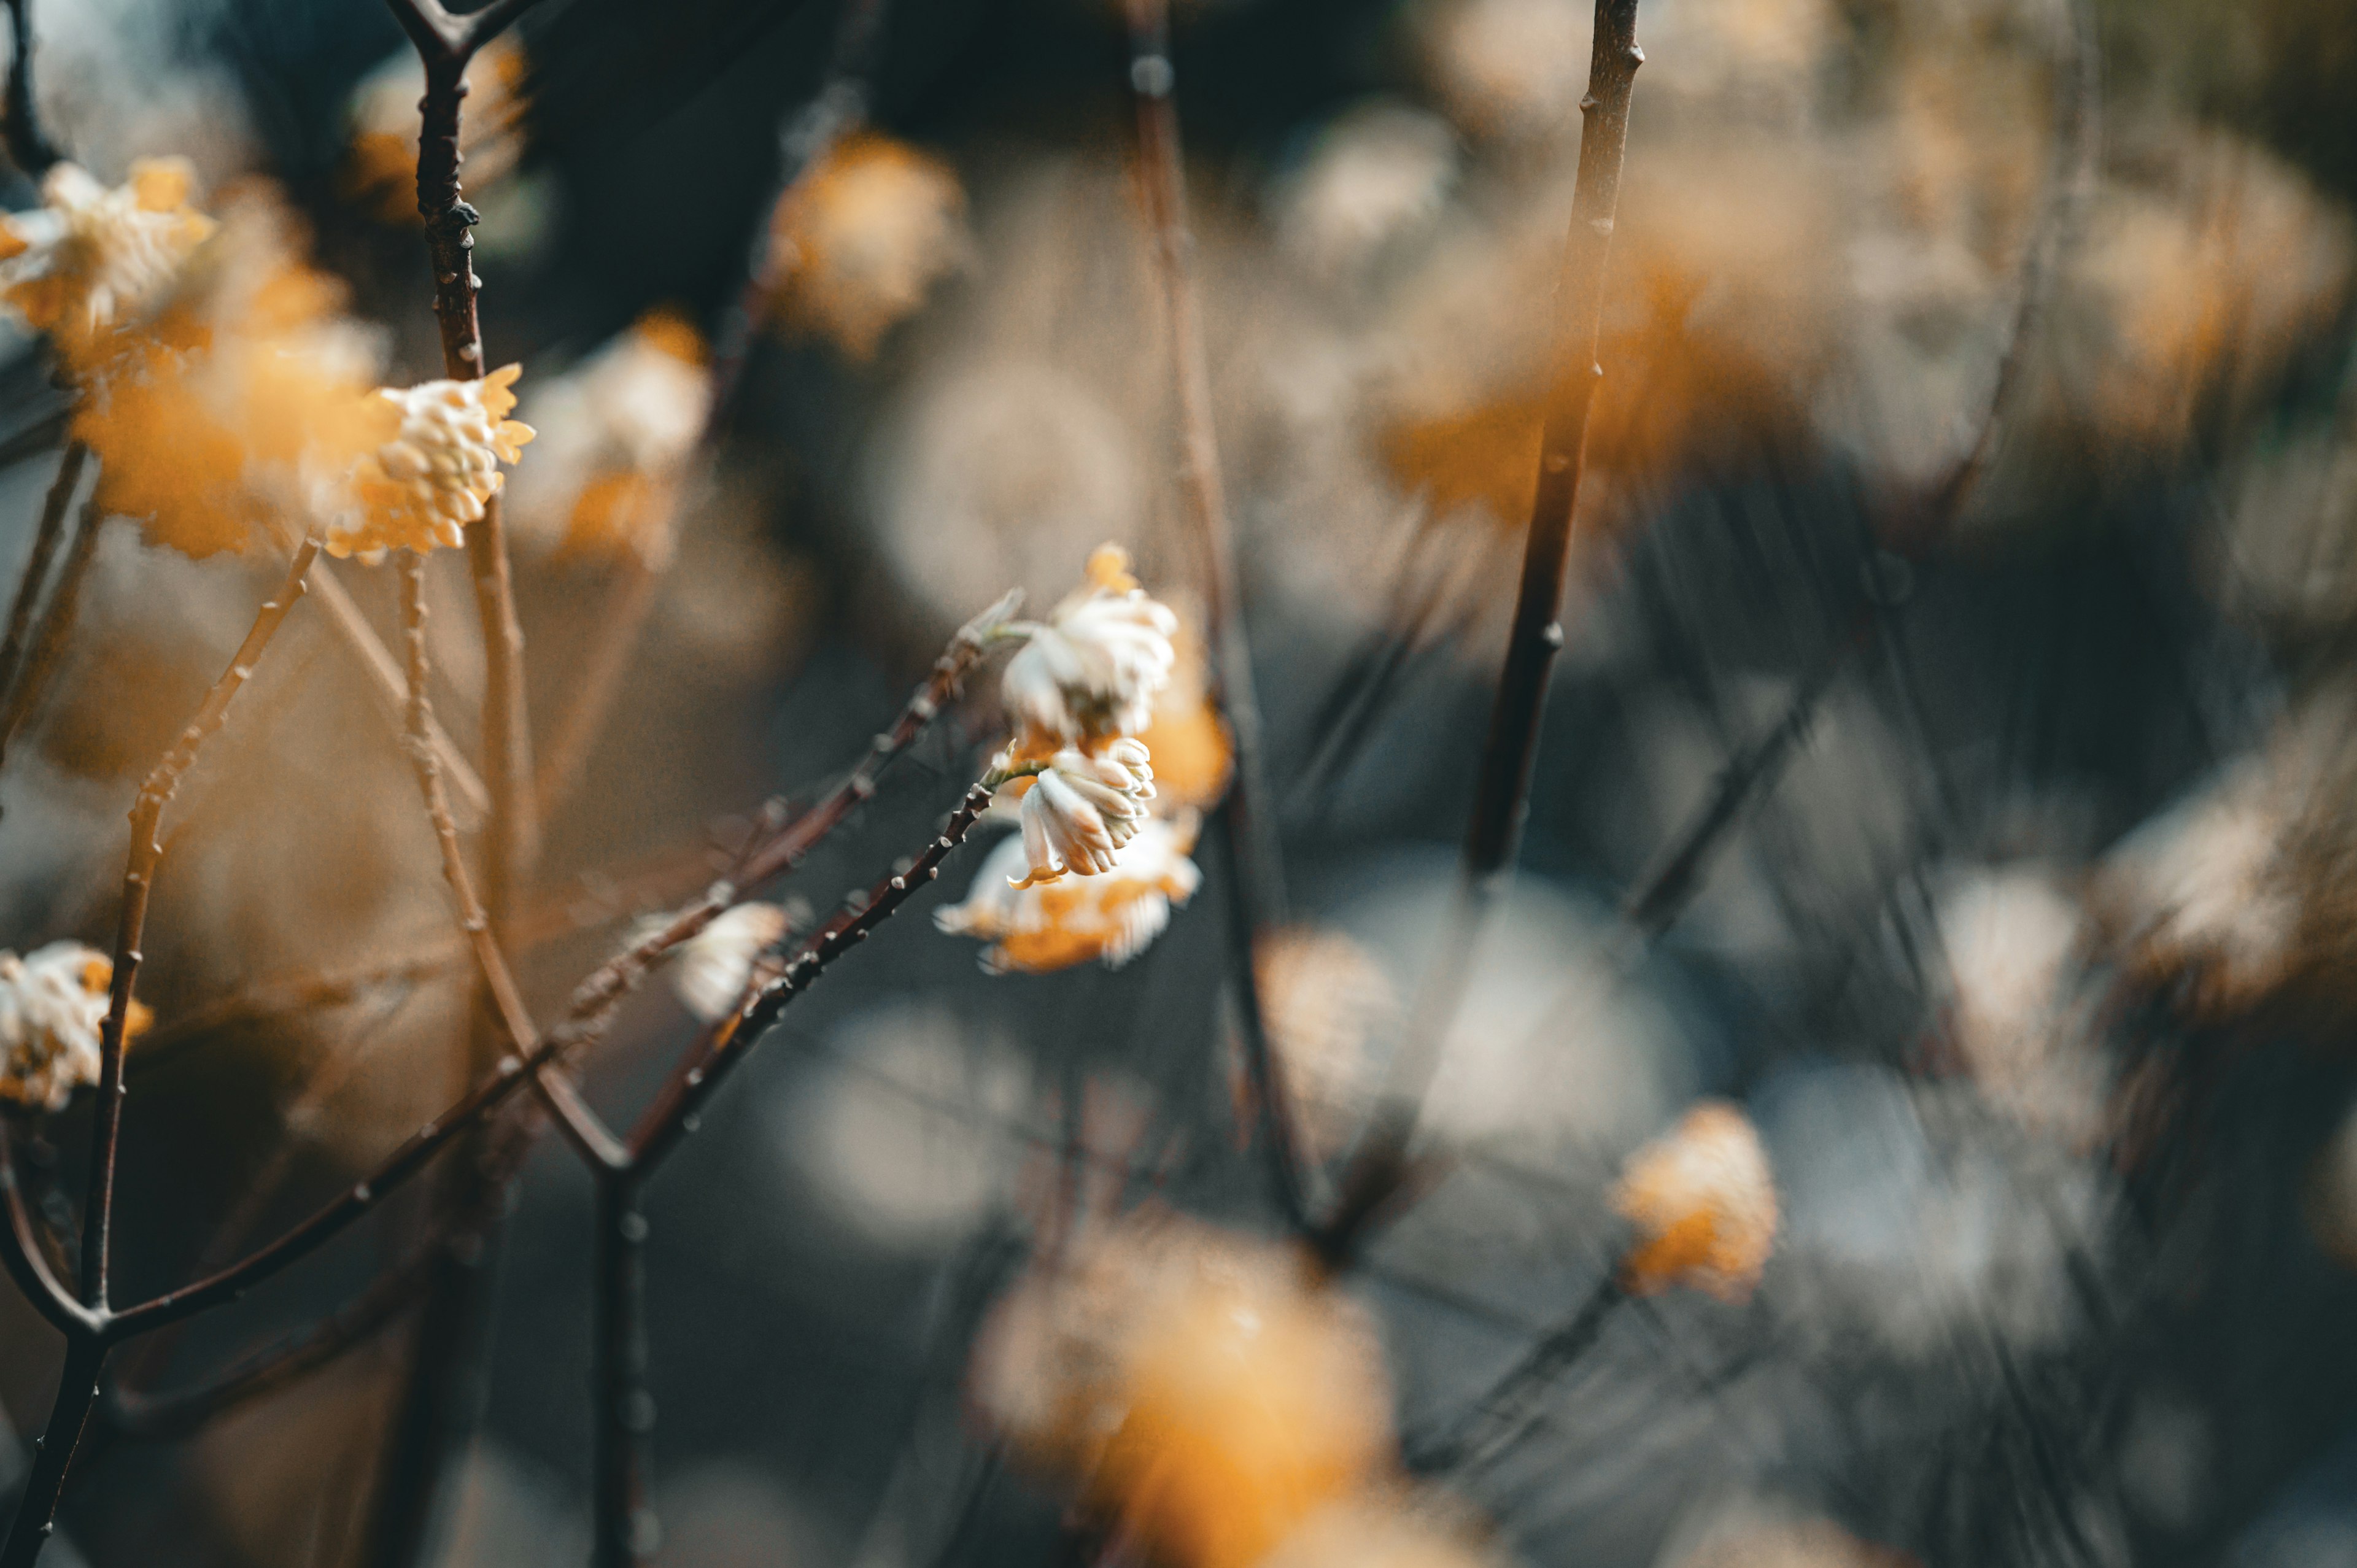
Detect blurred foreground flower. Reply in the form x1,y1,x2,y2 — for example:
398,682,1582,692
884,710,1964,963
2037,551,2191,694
1611,1100,1778,1302
336,365,537,559
663,902,789,1023
970,1215,1393,1568
936,813,1201,975
507,310,710,565
74,196,392,558
1274,104,1458,282
0,942,153,1113
0,158,215,369
1001,545,1180,748
344,36,528,226
1934,865,2103,1145
767,133,969,360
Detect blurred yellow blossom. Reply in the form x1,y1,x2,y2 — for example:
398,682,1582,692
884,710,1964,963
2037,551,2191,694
0,942,153,1114
507,309,711,565
767,133,970,360
969,1215,1393,1568
1257,926,1399,1163
1610,1100,1778,1302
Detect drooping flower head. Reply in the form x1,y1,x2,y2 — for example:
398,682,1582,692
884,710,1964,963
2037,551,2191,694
767,133,970,360
0,943,153,1114
936,812,1202,975
1001,545,1181,747
1609,1100,1778,1302
1007,739,1156,889
968,1215,1394,1568
0,159,216,368
333,365,536,558
665,902,789,1023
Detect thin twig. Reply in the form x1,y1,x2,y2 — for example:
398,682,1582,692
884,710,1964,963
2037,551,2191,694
1403,1274,1624,1474
0,0,60,178
629,779,996,1170
1124,0,1309,1229
310,561,488,822
591,1173,651,1568
85,537,322,1310
1318,0,1646,1266
101,1242,441,1442
0,442,84,718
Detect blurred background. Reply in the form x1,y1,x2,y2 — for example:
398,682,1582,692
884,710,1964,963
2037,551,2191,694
5,0,2357,1566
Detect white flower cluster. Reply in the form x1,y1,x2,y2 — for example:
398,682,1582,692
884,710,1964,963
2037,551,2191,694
0,943,127,1114
937,545,1207,973
330,364,536,560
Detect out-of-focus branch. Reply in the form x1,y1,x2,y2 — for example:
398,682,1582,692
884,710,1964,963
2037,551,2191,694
1318,0,1646,1267
1,0,60,179
0,443,84,721
1124,0,1309,1231
591,1173,651,1568
0,492,101,785
85,538,322,1310
311,562,487,822
101,1242,440,1442
1404,1274,1624,1473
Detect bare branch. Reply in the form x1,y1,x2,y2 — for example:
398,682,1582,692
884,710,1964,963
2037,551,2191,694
0,490,102,786
1319,0,1646,1266
1124,0,1309,1230
0,444,85,720
1,0,61,177
311,561,488,823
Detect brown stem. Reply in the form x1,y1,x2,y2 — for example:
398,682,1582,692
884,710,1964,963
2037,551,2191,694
1319,0,1644,1265
0,1336,102,1568
84,538,321,1308
629,779,996,1170
591,1173,652,1568
0,490,101,784
0,1120,91,1337
0,443,85,717
0,0,60,179
1124,0,1308,1230
103,1242,440,1442
126,944,463,1078
311,560,488,822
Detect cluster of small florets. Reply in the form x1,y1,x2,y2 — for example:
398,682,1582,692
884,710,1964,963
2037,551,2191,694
937,545,1209,975
335,365,538,559
0,943,151,1114
1609,1100,1780,1302
0,161,535,564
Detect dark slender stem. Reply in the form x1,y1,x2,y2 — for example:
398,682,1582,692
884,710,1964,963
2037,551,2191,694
0,1121,91,1337
592,1174,652,1568
84,537,320,1311
0,491,102,782
0,1336,102,1568
0,0,60,178
1404,1274,1624,1474
628,780,997,1170
0,442,83,717
1124,0,1308,1229
1318,0,1644,1265
103,1243,441,1442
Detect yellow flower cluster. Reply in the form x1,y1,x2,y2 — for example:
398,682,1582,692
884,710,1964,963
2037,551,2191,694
0,159,216,369
767,134,970,360
1609,1101,1780,1302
